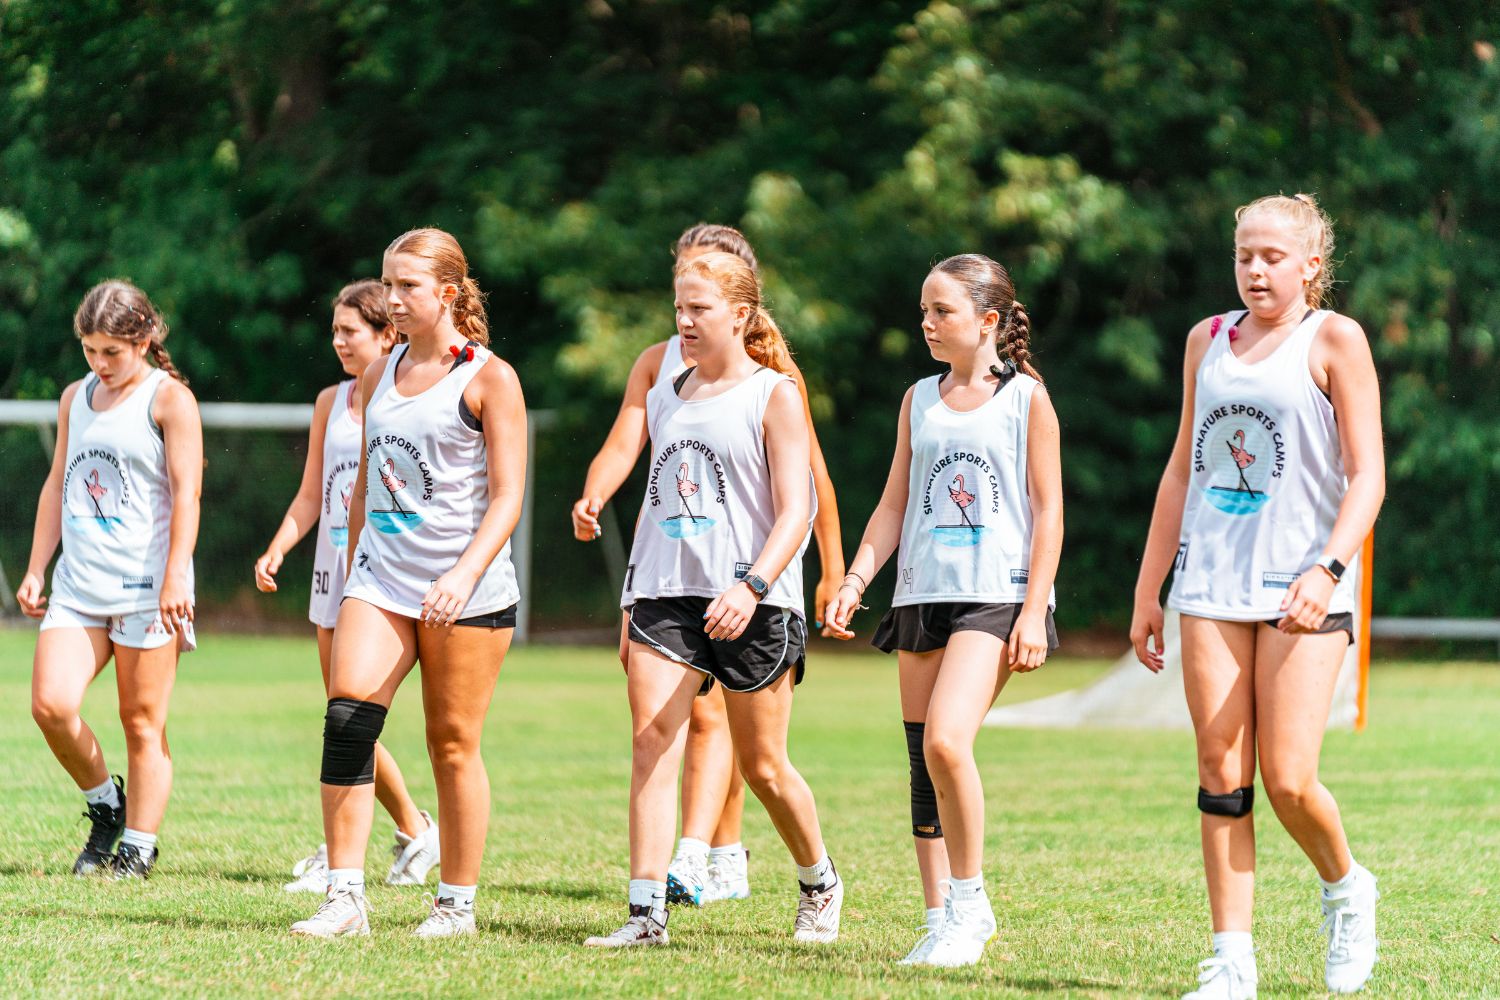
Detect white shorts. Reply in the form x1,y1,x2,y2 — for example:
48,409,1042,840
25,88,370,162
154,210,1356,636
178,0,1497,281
41,603,197,652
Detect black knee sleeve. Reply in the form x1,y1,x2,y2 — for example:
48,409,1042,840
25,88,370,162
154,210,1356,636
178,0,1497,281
321,698,387,786
1198,785,1255,818
905,721,942,839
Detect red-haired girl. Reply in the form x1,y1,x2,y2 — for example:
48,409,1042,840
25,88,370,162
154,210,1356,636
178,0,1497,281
254,280,437,894
289,229,526,939
18,280,202,880
1131,194,1384,998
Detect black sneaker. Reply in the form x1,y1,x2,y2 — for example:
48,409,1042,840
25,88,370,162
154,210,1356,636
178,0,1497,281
111,841,157,880
73,775,126,876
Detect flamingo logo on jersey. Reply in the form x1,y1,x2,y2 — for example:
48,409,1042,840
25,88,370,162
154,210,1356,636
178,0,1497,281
658,461,717,538
62,457,128,533
646,440,726,540
1193,403,1284,515
367,454,427,534
324,460,359,548
921,453,999,548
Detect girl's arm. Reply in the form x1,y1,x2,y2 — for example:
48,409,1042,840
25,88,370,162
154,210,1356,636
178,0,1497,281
1279,315,1384,632
571,342,667,541
703,380,812,642
154,379,204,634
785,357,846,637
344,356,389,579
421,357,527,626
1131,318,1214,671
16,382,81,618
254,384,337,592
1009,386,1063,671
824,386,916,637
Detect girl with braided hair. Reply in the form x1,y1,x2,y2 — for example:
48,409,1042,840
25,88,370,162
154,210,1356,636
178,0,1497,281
18,280,203,880
826,254,1063,967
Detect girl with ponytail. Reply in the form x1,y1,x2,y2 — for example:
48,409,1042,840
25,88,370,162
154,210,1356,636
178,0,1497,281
585,249,845,949
826,254,1064,967
291,228,528,940
571,223,848,911
18,280,203,880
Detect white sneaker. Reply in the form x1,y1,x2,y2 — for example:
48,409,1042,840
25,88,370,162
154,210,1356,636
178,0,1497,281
793,865,843,943
583,908,669,948
386,811,439,886
283,843,329,894
921,894,996,967
1182,954,1258,1000
1322,869,1379,993
666,847,710,907
289,889,370,938
413,893,476,939
701,848,751,904
898,915,946,965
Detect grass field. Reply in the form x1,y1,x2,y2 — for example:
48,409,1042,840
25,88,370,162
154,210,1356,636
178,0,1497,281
1,629,1496,998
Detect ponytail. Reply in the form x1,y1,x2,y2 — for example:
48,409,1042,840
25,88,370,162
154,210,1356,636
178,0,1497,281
744,306,795,376
452,275,490,346
147,340,189,385
384,227,489,345
1002,301,1042,383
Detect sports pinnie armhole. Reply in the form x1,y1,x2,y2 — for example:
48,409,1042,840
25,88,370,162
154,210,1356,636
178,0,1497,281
452,340,482,431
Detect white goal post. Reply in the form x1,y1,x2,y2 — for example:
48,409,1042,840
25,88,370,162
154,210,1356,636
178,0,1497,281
0,400,554,642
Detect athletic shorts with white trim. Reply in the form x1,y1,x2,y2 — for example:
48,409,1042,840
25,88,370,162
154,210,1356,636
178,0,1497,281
41,602,197,652
628,596,805,694
871,601,1058,655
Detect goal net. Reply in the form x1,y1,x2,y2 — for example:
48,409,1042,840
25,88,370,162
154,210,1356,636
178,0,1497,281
985,537,1373,732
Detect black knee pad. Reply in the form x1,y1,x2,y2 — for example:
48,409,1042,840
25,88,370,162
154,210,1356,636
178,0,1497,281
1198,785,1255,818
905,721,942,839
321,698,387,786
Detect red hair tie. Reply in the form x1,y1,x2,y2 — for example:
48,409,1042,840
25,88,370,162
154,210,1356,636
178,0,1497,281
1209,316,1241,342
449,343,475,363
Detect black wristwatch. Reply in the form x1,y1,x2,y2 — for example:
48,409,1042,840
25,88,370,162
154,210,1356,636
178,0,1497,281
742,574,770,600
1314,554,1346,582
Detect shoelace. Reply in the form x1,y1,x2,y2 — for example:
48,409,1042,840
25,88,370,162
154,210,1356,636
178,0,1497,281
1321,905,1362,961
794,887,834,931
291,850,326,878
313,890,368,924
80,804,120,853
1196,956,1249,991
606,915,659,942
420,894,467,924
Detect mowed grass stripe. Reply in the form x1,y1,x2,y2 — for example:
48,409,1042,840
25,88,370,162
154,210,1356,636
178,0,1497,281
0,631,1496,998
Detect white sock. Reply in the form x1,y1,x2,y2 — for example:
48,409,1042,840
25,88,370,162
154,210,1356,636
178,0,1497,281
1321,860,1364,895
120,828,156,852
949,873,986,902
328,868,365,896
925,906,945,929
83,778,120,809
628,879,667,919
796,854,835,888
1212,931,1254,959
709,842,743,863
674,837,710,862
436,881,476,910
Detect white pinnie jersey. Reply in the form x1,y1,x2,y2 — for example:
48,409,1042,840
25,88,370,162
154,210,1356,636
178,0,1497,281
309,379,361,628
892,372,1053,608
51,368,194,614
344,344,520,619
623,365,812,614
1168,309,1356,619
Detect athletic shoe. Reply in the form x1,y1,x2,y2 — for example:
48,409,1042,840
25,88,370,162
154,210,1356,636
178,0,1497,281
922,894,996,967
666,847,710,907
413,893,476,939
898,895,949,966
583,906,669,948
74,775,126,876
290,889,371,938
1182,954,1258,1000
701,848,751,904
284,843,329,894
1322,869,1379,993
110,842,157,880
793,864,844,943
386,811,439,886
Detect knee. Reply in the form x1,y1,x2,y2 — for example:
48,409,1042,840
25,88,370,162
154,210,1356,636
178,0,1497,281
1262,773,1317,814
922,727,970,776
31,695,77,733
424,720,478,769
738,753,788,799
117,702,166,746
631,714,679,761
1196,738,1246,790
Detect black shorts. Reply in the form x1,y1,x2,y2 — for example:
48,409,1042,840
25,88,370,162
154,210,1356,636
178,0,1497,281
456,603,518,629
1259,611,1354,645
872,602,1060,655
628,597,806,694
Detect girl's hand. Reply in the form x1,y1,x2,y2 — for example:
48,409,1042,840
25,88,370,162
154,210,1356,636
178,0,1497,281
159,572,194,635
421,567,480,628
253,549,283,592
1279,567,1334,634
823,582,863,639
814,573,850,640
1007,608,1050,672
704,582,758,641
1130,597,1166,672
571,496,604,542
16,572,47,619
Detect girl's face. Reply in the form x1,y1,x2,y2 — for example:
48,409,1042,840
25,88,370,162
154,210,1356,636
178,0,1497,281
674,272,748,361
1234,214,1320,318
381,252,454,337
920,271,997,364
331,304,392,377
79,332,150,387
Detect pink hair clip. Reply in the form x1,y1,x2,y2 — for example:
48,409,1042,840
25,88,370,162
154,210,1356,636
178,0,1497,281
1209,316,1240,342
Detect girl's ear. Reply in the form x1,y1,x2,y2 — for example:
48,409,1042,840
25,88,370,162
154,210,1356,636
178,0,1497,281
1302,255,1323,287
981,307,1002,336
735,302,753,330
